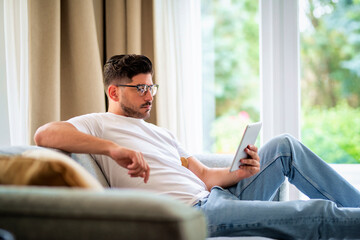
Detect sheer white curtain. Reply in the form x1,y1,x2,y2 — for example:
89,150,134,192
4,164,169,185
2,0,28,145
0,0,10,145
153,0,203,153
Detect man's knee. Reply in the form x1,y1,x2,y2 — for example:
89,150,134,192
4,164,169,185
275,133,296,141
273,133,302,146
260,133,297,155
267,133,294,145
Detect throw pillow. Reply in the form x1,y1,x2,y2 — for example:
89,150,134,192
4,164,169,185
0,149,103,190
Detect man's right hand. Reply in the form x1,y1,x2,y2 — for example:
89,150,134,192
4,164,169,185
108,146,150,183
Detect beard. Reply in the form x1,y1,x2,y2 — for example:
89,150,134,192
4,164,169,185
121,101,151,119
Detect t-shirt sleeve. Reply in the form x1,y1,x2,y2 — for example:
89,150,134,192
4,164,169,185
67,113,103,138
177,144,192,159
163,128,192,159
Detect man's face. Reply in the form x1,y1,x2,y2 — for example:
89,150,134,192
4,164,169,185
118,73,154,119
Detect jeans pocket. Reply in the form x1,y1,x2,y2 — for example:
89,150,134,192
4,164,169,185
211,185,226,191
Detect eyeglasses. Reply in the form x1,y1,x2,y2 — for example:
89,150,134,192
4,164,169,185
116,84,159,96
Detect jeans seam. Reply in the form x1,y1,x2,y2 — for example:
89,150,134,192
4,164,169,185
239,152,291,195
208,216,360,227
290,161,343,207
283,136,344,207
208,216,360,235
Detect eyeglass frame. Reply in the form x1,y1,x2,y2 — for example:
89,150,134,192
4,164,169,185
115,84,159,96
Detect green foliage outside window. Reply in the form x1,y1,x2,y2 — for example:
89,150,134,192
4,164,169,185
203,0,360,164
302,101,360,163
202,0,260,119
300,0,360,163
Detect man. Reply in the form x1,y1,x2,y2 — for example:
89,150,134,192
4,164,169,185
35,54,360,239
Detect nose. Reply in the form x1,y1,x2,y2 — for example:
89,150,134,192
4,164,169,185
143,89,153,101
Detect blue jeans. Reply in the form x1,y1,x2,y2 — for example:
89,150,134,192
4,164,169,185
194,134,360,239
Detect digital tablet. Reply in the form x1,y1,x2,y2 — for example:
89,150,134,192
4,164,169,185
229,122,262,172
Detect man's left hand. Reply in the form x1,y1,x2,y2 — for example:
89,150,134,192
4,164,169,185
236,144,260,179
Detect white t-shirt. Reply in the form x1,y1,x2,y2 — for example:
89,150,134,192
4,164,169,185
68,112,210,205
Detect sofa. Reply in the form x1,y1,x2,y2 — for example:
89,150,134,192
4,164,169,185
0,146,285,240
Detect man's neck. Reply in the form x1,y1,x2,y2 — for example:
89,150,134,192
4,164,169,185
107,104,123,116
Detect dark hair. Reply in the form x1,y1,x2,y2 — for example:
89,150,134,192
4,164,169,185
103,54,153,90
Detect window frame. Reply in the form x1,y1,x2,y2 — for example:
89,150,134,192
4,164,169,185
260,0,300,200
260,0,300,144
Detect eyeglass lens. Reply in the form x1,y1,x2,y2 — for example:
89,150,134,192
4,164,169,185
138,85,158,96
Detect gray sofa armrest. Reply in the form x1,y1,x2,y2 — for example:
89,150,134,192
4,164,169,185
0,186,207,240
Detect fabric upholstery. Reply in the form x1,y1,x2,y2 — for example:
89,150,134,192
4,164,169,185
0,145,42,155
195,153,234,168
0,146,207,240
0,146,280,239
71,153,110,188
0,187,207,240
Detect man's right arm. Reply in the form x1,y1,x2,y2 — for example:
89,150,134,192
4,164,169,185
35,121,113,155
34,122,150,183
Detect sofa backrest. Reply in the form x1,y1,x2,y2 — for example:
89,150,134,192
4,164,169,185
71,153,110,188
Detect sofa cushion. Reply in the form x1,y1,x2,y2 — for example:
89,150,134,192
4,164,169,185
0,149,103,190
0,186,207,240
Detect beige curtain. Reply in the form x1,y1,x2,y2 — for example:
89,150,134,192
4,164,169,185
28,0,155,144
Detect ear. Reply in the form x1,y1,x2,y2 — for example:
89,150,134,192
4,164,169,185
108,85,120,102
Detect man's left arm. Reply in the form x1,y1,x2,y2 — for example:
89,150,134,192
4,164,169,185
187,145,260,190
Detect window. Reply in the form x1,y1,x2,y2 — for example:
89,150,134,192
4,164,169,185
201,0,260,153
300,0,360,190
201,0,359,198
